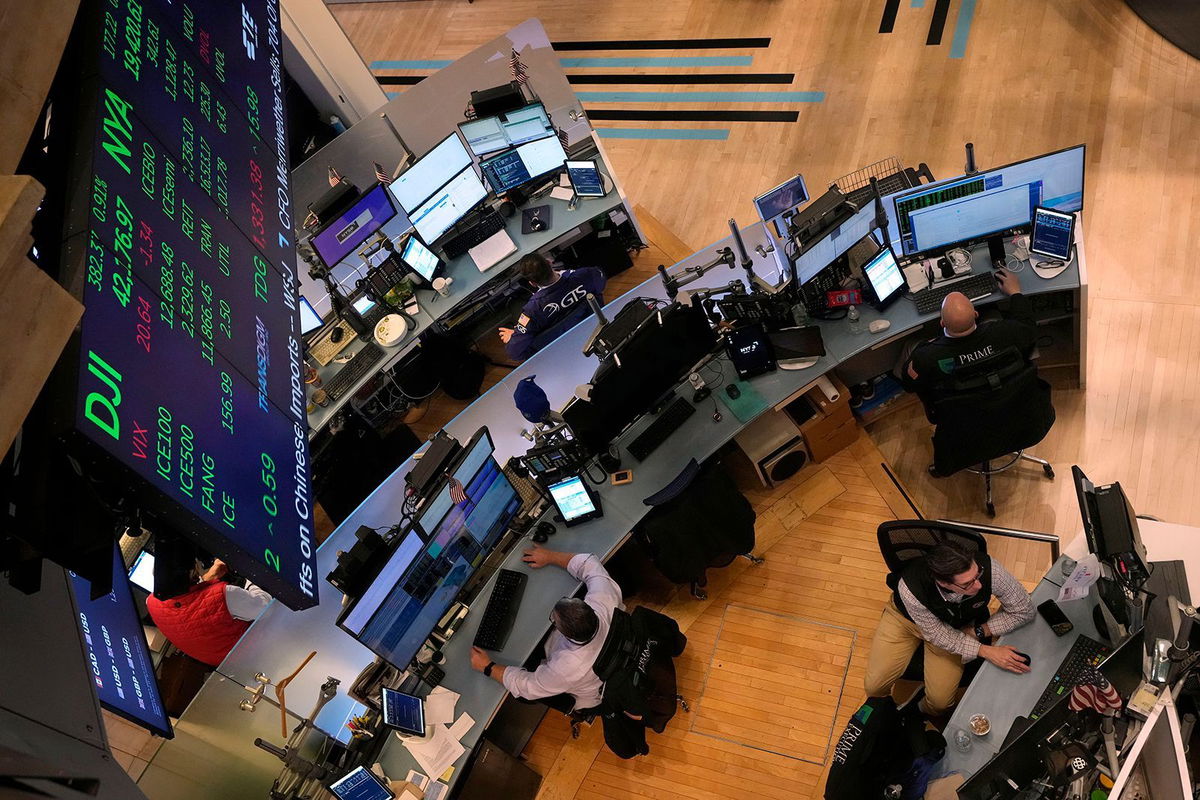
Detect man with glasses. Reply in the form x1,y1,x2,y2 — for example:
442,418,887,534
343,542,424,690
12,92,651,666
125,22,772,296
864,541,1035,716
469,544,623,716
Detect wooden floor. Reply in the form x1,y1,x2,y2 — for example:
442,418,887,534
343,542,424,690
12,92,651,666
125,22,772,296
326,1,1200,796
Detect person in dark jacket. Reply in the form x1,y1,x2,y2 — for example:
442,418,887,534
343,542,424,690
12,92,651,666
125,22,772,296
499,253,605,361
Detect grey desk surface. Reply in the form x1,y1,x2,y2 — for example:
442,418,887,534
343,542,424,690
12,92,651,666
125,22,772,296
940,557,1103,778
151,203,1084,794
305,185,626,435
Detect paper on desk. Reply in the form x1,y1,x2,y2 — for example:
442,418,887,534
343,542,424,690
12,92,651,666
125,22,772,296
448,712,475,741
423,686,459,725
425,782,449,800
402,724,464,780
1059,553,1101,602
550,186,574,201
404,771,429,790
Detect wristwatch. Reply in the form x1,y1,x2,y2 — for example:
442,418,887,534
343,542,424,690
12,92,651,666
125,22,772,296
974,625,986,641
483,661,495,677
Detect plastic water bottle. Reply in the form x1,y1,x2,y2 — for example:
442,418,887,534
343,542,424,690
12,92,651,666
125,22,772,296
847,305,863,335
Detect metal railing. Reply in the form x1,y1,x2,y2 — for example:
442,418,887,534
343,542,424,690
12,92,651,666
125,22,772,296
941,519,1061,562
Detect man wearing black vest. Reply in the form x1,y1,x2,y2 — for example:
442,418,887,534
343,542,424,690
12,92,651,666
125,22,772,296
864,542,1035,716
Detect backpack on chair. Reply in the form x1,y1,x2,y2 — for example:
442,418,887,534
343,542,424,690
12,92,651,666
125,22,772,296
825,697,946,800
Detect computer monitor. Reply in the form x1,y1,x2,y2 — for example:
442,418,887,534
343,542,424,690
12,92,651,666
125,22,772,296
566,160,605,197
1073,466,1149,587
310,184,398,269
892,144,1085,259
68,545,173,738
754,174,810,238
479,134,568,194
409,167,488,244
128,549,155,593
861,245,906,310
547,475,603,527
1030,206,1075,261
329,767,394,800
389,133,474,213
401,235,442,282
337,428,520,669
312,692,370,745
380,688,425,735
459,102,554,156
299,296,324,336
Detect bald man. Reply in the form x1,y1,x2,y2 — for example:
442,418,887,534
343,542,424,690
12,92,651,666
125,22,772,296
902,268,1036,394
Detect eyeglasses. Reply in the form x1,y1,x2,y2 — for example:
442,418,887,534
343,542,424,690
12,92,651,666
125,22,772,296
943,565,984,591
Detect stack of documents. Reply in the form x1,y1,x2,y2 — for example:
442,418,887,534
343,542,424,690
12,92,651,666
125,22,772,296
399,686,479,783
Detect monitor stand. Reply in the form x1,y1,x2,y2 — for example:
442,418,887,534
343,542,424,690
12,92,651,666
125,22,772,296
986,234,1006,268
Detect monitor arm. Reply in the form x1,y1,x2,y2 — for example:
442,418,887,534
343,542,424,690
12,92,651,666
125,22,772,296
676,280,747,326
657,247,736,299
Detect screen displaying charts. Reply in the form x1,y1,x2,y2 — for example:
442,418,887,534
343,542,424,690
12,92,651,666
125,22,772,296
1031,208,1074,259
549,476,596,522
389,133,474,213
863,247,904,302
381,688,425,734
567,160,604,197
329,767,393,800
402,236,440,281
409,168,488,244
459,103,554,156
64,0,319,608
480,135,568,194
69,545,172,738
310,184,397,269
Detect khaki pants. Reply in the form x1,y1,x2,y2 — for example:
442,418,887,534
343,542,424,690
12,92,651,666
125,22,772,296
864,600,965,716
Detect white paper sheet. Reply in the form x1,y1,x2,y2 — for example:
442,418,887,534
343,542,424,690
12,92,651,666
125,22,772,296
424,686,459,726
550,186,574,201
1058,553,1102,602
402,725,464,780
448,712,476,741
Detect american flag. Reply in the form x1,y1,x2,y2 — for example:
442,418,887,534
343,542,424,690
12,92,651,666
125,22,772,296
303,210,319,229
327,165,342,187
1067,671,1123,713
448,476,469,505
374,161,391,185
510,48,528,86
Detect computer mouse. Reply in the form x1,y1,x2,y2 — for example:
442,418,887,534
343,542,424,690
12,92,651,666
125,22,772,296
1015,651,1032,666
725,384,741,400
330,326,344,343
868,319,891,334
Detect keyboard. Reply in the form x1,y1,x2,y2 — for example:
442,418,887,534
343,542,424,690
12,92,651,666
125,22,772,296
1028,634,1112,719
443,210,506,260
911,271,997,315
473,568,527,651
626,396,697,462
323,343,384,401
307,322,356,366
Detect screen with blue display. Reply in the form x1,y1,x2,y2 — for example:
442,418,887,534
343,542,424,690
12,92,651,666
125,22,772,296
480,135,567,194
892,145,1084,257
310,184,396,269
401,235,440,282
329,767,393,800
1030,207,1074,260
62,0,319,609
69,545,173,738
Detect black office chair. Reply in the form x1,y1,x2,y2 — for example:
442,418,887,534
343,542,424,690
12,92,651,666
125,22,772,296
922,346,1056,516
877,520,990,689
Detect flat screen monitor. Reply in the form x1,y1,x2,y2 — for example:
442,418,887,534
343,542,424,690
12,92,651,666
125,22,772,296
128,550,155,593
892,144,1085,258
401,235,441,282
380,688,426,735
299,297,324,336
68,545,173,738
311,184,397,269
479,135,568,194
312,692,369,745
862,245,906,309
567,160,605,197
329,766,394,800
548,475,603,527
1030,206,1075,261
459,102,553,156
755,174,810,238
389,133,474,213
338,428,520,669
409,167,488,244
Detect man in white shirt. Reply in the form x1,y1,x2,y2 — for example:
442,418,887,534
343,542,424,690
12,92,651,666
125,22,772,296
470,545,623,713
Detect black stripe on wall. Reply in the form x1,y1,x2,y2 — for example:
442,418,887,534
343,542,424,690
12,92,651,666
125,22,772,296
927,0,952,44
552,37,771,51
377,75,425,86
567,73,794,85
879,0,901,33
587,109,799,123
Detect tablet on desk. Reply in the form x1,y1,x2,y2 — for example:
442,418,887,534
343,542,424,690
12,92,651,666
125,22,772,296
380,687,425,736
566,160,605,197
548,475,603,527
329,766,394,800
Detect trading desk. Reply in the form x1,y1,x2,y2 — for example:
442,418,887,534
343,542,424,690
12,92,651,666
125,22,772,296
138,204,1087,799
305,175,627,436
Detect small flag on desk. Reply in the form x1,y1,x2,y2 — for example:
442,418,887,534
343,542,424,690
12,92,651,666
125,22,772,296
374,161,391,185
448,476,470,505
510,48,528,86
327,165,342,187
1068,672,1123,713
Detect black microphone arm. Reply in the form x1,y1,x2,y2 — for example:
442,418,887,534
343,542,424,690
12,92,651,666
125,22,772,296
870,176,893,252
657,247,735,299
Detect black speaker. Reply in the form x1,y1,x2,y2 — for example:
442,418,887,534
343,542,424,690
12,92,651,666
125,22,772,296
497,200,516,218
470,82,524,118
760,440,810,484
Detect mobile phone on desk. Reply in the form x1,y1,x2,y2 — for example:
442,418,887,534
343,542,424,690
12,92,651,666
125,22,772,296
1038,599,1073,636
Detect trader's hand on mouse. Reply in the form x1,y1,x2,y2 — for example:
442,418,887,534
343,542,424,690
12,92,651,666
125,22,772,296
469,646,492,672
980,643,1032,674
498,327,514,344
995,268,1021,296
521,544,554,569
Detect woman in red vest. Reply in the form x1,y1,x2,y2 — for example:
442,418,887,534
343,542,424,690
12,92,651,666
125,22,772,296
146,559,272,667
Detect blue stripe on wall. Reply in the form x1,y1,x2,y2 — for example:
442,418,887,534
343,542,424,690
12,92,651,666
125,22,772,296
912,0,926,7
559,55,754,68
574,90,824,103
596,128,730,140
385,92,398,99
949,0,979,58
371,59,453,69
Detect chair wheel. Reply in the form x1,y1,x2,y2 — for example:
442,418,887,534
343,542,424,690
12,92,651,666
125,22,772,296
986,502,996,517
1043,465,1055,479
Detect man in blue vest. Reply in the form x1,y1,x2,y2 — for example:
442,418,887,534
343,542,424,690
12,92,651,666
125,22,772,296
864,541,1035,716
499,253,605,361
